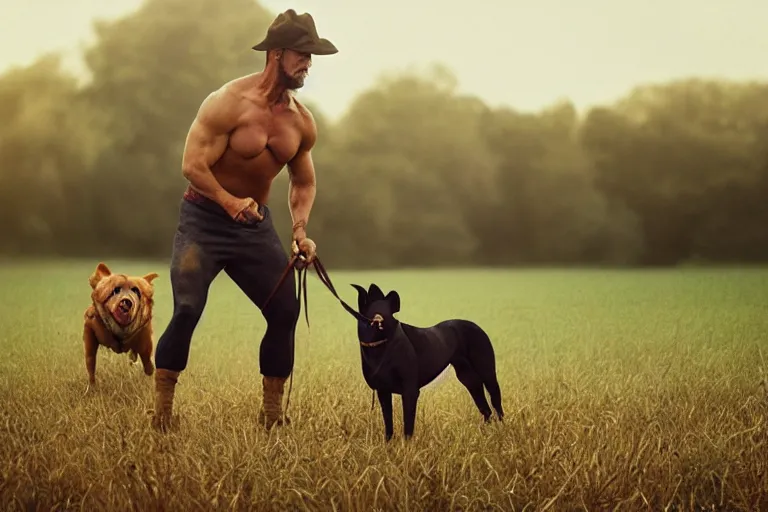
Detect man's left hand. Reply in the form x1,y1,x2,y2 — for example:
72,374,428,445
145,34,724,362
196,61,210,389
292,235,317,266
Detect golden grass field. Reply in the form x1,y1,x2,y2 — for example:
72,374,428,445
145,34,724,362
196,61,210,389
0,260,767,511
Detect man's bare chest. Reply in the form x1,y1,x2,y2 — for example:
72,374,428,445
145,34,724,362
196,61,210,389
228,108,303,165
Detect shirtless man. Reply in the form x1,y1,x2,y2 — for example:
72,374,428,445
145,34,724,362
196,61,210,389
151,9,338,432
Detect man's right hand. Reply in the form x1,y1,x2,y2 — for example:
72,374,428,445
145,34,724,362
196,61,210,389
226,196,264,223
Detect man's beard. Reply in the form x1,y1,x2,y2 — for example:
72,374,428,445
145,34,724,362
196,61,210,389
279,61,306,90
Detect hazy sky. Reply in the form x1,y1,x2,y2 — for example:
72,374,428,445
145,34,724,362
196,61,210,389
2,0,767,120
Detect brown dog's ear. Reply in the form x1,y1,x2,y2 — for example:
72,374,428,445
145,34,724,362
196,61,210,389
386,291,400,313
136,273,159,300
89,262,112,289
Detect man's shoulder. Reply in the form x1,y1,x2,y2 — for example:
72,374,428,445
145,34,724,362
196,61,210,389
208,75,256,103
226,73,264,93
292,97,317,131
196,75,260,123
199,87,236,114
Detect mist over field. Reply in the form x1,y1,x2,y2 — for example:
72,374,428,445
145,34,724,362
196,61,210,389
0,0,766,267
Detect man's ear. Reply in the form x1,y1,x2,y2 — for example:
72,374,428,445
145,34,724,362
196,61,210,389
368,283,385,302
351,284,367,312
385,291,400,313
89,262,111,289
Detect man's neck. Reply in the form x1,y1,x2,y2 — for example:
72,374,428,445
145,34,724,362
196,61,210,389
254,68,292,106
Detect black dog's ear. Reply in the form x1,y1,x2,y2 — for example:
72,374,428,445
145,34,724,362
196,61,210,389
385,290,400,313
350,284,367,312
368,283,385,302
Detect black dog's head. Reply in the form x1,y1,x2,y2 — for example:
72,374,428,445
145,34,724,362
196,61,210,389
350,283,400,345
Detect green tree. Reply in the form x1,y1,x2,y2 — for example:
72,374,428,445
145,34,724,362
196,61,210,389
79,0,274,256
581,79,768,264
0,54,103,254
1,0,767,269
477,101,643,265
313,64,498,268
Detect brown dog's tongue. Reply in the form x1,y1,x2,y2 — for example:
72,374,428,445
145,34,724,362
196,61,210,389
113,305,132,326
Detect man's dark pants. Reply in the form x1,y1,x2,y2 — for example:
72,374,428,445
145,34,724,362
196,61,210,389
154,187,300,378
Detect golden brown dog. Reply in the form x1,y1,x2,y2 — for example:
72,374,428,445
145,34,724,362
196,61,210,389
83,262,159,390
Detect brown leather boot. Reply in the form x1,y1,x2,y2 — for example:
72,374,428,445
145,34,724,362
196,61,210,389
151,368,179,432
258,375,290,429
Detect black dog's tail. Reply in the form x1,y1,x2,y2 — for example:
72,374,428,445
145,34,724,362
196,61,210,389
465,322,504,420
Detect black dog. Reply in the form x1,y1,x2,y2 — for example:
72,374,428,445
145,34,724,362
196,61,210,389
351,283,504,441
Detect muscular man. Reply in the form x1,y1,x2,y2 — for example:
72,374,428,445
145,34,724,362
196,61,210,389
151,10,338,432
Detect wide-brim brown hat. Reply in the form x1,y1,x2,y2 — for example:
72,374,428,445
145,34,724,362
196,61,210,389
252,9,338,56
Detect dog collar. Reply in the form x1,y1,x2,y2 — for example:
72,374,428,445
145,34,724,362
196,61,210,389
360,339,387,348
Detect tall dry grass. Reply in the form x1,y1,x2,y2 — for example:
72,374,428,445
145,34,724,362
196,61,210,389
0,262,767,510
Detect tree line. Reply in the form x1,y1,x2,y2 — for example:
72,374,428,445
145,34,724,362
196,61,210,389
1,0,766,268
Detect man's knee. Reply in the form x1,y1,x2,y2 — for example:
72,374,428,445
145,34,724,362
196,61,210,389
264,291,299,326
169,258,212,326
155,298,204,373
259,280,298,379
174,298,206,325
156,293,206,352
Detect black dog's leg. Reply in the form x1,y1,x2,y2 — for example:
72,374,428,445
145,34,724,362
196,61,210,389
486,379,504,421
466,326,504,421
453,359,493,422
402,388,420,440
377,389,394,441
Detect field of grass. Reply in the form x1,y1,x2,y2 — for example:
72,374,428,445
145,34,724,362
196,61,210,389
0,260,767,510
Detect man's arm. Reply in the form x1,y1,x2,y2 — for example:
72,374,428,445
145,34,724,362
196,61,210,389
181,88,242,216
287,109,318,241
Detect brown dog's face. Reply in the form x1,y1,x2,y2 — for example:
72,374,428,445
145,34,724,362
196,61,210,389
89,262,159,334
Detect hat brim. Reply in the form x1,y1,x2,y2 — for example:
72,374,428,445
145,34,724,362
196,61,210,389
252,38,338,55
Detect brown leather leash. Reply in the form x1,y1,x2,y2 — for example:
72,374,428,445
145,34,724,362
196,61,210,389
262,251,376,418
263,252,374,326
